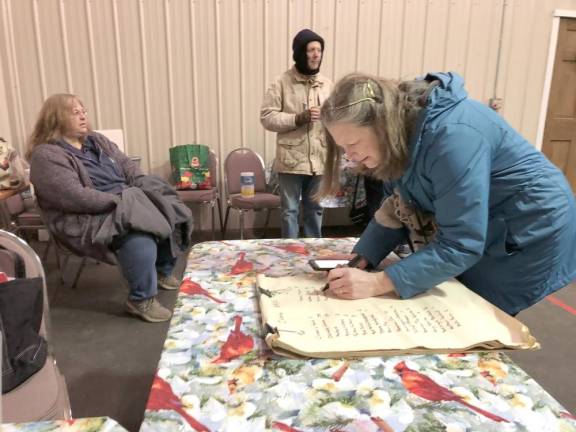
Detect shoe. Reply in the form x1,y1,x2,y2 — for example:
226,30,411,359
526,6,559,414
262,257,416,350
125,297,172,323
158,273,181,290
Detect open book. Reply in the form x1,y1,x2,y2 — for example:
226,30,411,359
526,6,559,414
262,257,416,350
257,274,539,358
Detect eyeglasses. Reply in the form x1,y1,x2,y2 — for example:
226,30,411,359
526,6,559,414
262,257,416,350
333,82,380,111
71,108,88,117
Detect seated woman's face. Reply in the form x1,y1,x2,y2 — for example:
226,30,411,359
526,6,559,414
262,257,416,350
65,100,89,138
327,122,381,169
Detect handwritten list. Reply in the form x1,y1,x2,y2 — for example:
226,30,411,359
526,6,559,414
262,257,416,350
258,275,539,358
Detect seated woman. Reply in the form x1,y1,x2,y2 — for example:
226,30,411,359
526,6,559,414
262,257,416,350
27,94,193,323
318,72,576,317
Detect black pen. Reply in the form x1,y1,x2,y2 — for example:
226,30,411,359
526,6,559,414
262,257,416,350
322,255,364,292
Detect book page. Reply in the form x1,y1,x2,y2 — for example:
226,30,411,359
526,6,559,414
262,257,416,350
257,275,539,357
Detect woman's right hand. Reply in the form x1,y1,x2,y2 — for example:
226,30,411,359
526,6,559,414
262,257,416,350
325,267,396,300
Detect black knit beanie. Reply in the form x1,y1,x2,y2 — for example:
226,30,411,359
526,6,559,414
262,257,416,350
292,29,324,76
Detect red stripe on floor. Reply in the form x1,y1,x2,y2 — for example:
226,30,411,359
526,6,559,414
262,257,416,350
545,295,576,316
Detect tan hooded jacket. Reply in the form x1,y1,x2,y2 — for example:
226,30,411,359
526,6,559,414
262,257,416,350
260,66,333,175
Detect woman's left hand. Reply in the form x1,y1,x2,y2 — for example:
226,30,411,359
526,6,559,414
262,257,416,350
326,267,397,300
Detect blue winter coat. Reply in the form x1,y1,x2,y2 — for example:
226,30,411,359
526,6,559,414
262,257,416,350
354,72,576,315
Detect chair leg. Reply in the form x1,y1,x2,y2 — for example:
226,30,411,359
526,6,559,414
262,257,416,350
60,254,70,286
223,206,231,240
41,237,51,262
263,208,272,239
239,210,245,240
216,197,224,237
70,256,87,290
210,200,216,240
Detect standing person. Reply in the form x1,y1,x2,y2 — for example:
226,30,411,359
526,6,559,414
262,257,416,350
318,72,576,316
27,94,193,323
261,29,333,238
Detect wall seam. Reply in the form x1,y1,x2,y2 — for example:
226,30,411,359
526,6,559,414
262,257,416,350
164,0,176,147
85,0,101,126
111,0,128,148
31,0,46,99
138,0,153,170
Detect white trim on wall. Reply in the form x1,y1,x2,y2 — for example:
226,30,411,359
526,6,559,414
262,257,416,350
536,9,576,150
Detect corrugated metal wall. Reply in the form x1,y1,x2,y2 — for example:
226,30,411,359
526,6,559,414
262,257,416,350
1,0,575,227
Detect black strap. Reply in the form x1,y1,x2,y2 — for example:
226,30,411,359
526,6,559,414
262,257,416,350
351,175,361,208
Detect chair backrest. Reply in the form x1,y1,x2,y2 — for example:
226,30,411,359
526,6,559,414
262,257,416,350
208,150,219,189
95,129,125,153
0,230,72,422
0,230,49,335
224,148,267,195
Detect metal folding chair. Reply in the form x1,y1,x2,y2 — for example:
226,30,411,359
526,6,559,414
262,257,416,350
0,229,72,422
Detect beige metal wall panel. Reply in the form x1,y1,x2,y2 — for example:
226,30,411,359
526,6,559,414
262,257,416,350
3,0,576,230
90,0,123,134
0,0,22,146
378,0,405,77
219,0,242,155
355,0,383,74
0,50,12,145
243,0,268,159
443,0,472,75
517,0,559,142
460,1,500,101
420,0,451,73
333,0,359,76
64,1,94,120
498,0,535,130
116,0,147,158
312,0,335,77
400,0,428,79
192,1,220,167
9,0,43,143
142,0,170,175
169,0,196,147
262,0,288,160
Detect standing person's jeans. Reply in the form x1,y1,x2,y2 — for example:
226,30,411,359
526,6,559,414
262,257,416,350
113,232,176,301
278,173,323,238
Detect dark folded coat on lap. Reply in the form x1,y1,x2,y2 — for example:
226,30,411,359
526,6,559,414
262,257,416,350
30,131,192,264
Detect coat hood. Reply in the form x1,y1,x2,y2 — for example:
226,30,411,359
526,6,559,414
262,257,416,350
421,72,468,121
402,72,468,181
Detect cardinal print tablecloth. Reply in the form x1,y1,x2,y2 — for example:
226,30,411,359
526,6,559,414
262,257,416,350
141,238,576,432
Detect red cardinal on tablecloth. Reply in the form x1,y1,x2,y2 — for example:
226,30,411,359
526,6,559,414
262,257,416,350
213,315,254,363
394,361,509,423
271,421,303,432
147,375,210,431
274,243,309,255
180,278,225,304
371,416,394,432
230,252,254,274
331,361,349,382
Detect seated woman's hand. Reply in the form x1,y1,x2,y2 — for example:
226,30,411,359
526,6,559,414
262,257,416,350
326,267,397,300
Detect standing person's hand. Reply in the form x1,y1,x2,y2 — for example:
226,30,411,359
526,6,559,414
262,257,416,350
309,106,321,122
326,267,397,299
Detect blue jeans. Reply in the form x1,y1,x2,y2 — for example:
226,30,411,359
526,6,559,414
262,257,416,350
278,173,323,238
113,232,176,301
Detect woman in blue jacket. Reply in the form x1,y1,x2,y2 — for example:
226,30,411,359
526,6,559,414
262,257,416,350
319,72,576,316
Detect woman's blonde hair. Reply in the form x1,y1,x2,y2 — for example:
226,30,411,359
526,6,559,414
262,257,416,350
317,73,429,198
26,93,85,160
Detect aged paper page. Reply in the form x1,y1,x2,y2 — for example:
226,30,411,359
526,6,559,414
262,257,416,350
257,275,539,358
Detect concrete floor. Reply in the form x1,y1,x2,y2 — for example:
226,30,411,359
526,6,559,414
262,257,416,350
37,229,575,432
